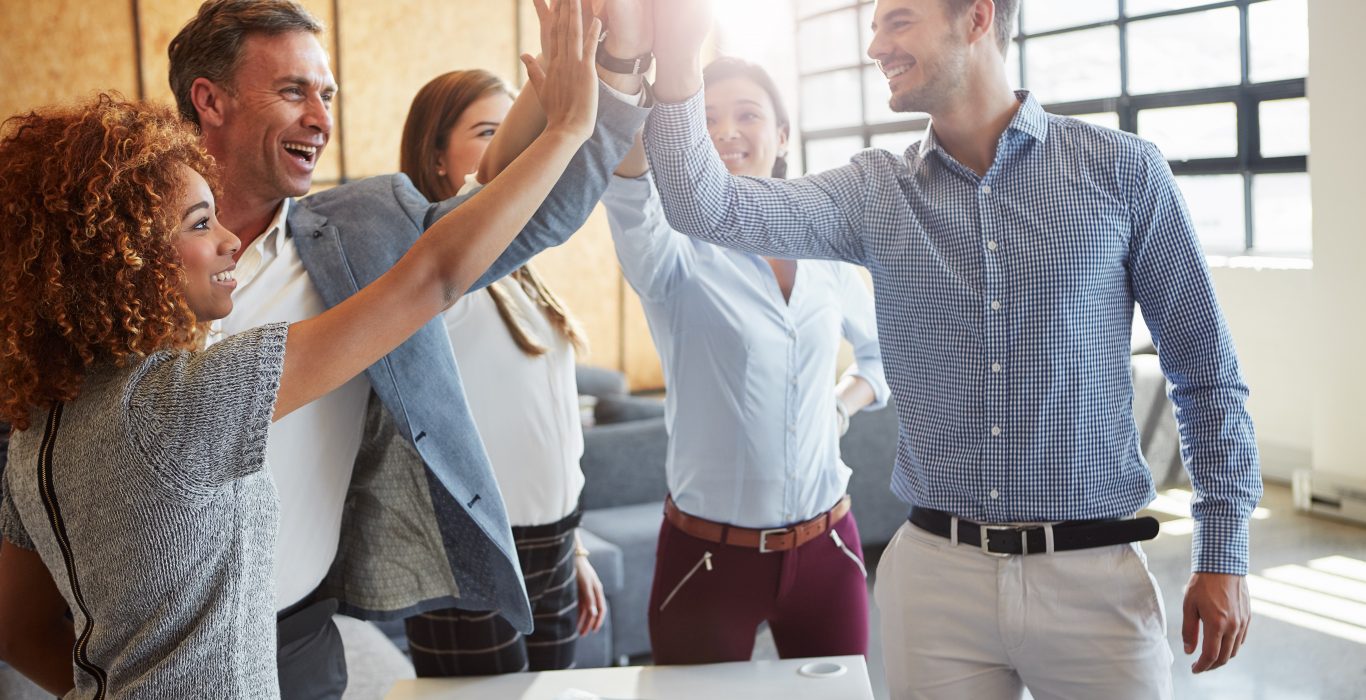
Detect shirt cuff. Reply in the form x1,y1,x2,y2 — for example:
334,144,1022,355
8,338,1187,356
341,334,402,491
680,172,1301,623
644,87,707,152
840,364,891,411
1191,516,1251,576
600,78,646,107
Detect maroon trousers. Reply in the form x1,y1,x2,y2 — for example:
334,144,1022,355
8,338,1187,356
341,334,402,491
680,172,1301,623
647,510,870,664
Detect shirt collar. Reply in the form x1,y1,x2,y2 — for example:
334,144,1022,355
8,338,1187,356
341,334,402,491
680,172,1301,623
256,198,291,257
919,90,1048,159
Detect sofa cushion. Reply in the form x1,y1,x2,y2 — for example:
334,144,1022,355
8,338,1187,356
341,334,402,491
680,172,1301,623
581,502,666,661
578,528,624,594
594,395,666,425
576,365,629,399
840,405,908,549
579,418,670,510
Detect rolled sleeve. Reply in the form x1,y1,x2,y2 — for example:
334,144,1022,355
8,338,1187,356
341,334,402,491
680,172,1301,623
837,265,889,410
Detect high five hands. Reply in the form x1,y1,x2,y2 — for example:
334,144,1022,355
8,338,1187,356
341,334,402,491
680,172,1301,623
522,0,602,144
651,0,712,102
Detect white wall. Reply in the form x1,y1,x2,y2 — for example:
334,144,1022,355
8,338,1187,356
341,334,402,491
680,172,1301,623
1208,266,1314,481
1308,0,1366,480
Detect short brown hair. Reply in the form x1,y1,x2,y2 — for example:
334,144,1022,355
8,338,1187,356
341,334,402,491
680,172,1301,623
168,0,323,126
944,0,1019,56
0,95,218,430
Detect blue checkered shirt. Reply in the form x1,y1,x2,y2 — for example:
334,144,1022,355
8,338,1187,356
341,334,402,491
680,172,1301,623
644,89,1261,575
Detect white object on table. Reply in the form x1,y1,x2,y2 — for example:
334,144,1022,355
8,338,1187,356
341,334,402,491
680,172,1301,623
384,655,874,700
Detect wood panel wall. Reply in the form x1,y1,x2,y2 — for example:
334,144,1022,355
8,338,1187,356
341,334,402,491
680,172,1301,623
0,0,666,389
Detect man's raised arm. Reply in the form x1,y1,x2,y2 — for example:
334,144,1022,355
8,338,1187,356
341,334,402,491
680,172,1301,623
644,0,869,265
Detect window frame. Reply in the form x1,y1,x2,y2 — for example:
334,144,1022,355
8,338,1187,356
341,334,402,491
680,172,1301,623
794,0,1308,254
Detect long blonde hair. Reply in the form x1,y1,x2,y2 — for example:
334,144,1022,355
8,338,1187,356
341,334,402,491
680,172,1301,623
400,69,585,356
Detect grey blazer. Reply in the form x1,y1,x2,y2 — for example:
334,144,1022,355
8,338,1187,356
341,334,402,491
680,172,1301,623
285,85,648,632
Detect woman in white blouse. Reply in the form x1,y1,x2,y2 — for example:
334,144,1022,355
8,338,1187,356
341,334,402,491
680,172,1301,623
475,55,889,665
397,69,604,676
598,57,890,664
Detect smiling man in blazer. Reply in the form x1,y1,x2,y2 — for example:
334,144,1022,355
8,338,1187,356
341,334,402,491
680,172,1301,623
167,1,650,696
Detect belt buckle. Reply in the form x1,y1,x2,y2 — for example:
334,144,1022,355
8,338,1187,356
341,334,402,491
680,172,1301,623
758,528,787,553
979,524,1015,558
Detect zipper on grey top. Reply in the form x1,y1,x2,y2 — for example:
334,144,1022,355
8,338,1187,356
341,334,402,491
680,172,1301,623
36,403,108,699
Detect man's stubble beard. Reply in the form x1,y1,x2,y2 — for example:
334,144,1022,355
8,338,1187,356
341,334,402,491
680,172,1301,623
888,40,969,115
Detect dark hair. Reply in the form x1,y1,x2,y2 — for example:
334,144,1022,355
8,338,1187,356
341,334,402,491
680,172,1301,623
168,0,324,126
703,57,791,179
399,70,586,358
943,0,1019,56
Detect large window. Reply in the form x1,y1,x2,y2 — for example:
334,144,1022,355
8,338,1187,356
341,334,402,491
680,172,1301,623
794,0,1310,256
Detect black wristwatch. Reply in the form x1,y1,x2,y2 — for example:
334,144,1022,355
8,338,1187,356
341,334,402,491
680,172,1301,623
596,32,653,75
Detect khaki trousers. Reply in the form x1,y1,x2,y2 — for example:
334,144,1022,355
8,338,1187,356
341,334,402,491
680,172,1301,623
875,521,1174,700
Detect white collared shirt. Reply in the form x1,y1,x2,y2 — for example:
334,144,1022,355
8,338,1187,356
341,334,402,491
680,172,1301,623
446,176,584,526
443,283,585,526
212,200,371,609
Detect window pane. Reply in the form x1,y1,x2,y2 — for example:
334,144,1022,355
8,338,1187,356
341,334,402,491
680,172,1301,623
1021,0,1116,34
1250,0,1309,83
864,65,928,124
1006,40,1022,89
871,130,926,155
1069,112,1121,131
800,70,863,130
861,3,876,63
1126,0,1212,16
799,9,862,73
1128,9,1240,94
1175,174,1246,253
1260,98,1310,158
797,0,858,18
1137,103,1237,160
805,136,865,174
1253,173,1312,256
1023,27,1121,103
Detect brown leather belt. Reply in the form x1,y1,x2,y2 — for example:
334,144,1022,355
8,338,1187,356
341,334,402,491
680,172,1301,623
664,494,852,553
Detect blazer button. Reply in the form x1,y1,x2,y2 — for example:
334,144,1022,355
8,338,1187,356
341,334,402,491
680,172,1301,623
312,230,322,238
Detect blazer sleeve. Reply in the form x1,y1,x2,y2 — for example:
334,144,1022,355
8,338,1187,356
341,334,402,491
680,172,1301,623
423,82,651,293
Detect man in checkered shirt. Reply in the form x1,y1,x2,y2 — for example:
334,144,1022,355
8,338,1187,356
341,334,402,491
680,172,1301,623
642,0,1260,697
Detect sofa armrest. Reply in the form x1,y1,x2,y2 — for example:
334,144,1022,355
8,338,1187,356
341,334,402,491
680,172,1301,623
577,365,629,399
594,395,665,425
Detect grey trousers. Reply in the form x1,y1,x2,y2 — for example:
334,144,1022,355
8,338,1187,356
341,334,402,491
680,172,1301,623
277,597,348,700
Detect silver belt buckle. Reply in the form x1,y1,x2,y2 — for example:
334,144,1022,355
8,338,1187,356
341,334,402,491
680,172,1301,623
758,528,787,553
979,524,1016,558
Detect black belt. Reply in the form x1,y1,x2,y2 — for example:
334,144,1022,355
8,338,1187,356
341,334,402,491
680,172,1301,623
908,508,1159,556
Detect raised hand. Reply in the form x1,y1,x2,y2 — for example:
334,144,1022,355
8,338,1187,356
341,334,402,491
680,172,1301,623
522,0,602,144
600,0,653,60
650,0,712,102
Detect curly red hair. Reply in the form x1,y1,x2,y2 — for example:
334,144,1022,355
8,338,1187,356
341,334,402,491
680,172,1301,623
0,94,219,430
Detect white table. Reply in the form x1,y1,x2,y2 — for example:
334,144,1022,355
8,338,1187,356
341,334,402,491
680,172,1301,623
384,655,875,700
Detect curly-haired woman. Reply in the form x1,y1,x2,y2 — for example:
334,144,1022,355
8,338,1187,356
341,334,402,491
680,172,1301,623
0,2,599,696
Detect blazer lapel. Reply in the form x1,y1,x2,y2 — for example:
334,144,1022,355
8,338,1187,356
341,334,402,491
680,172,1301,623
287,199,355,308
